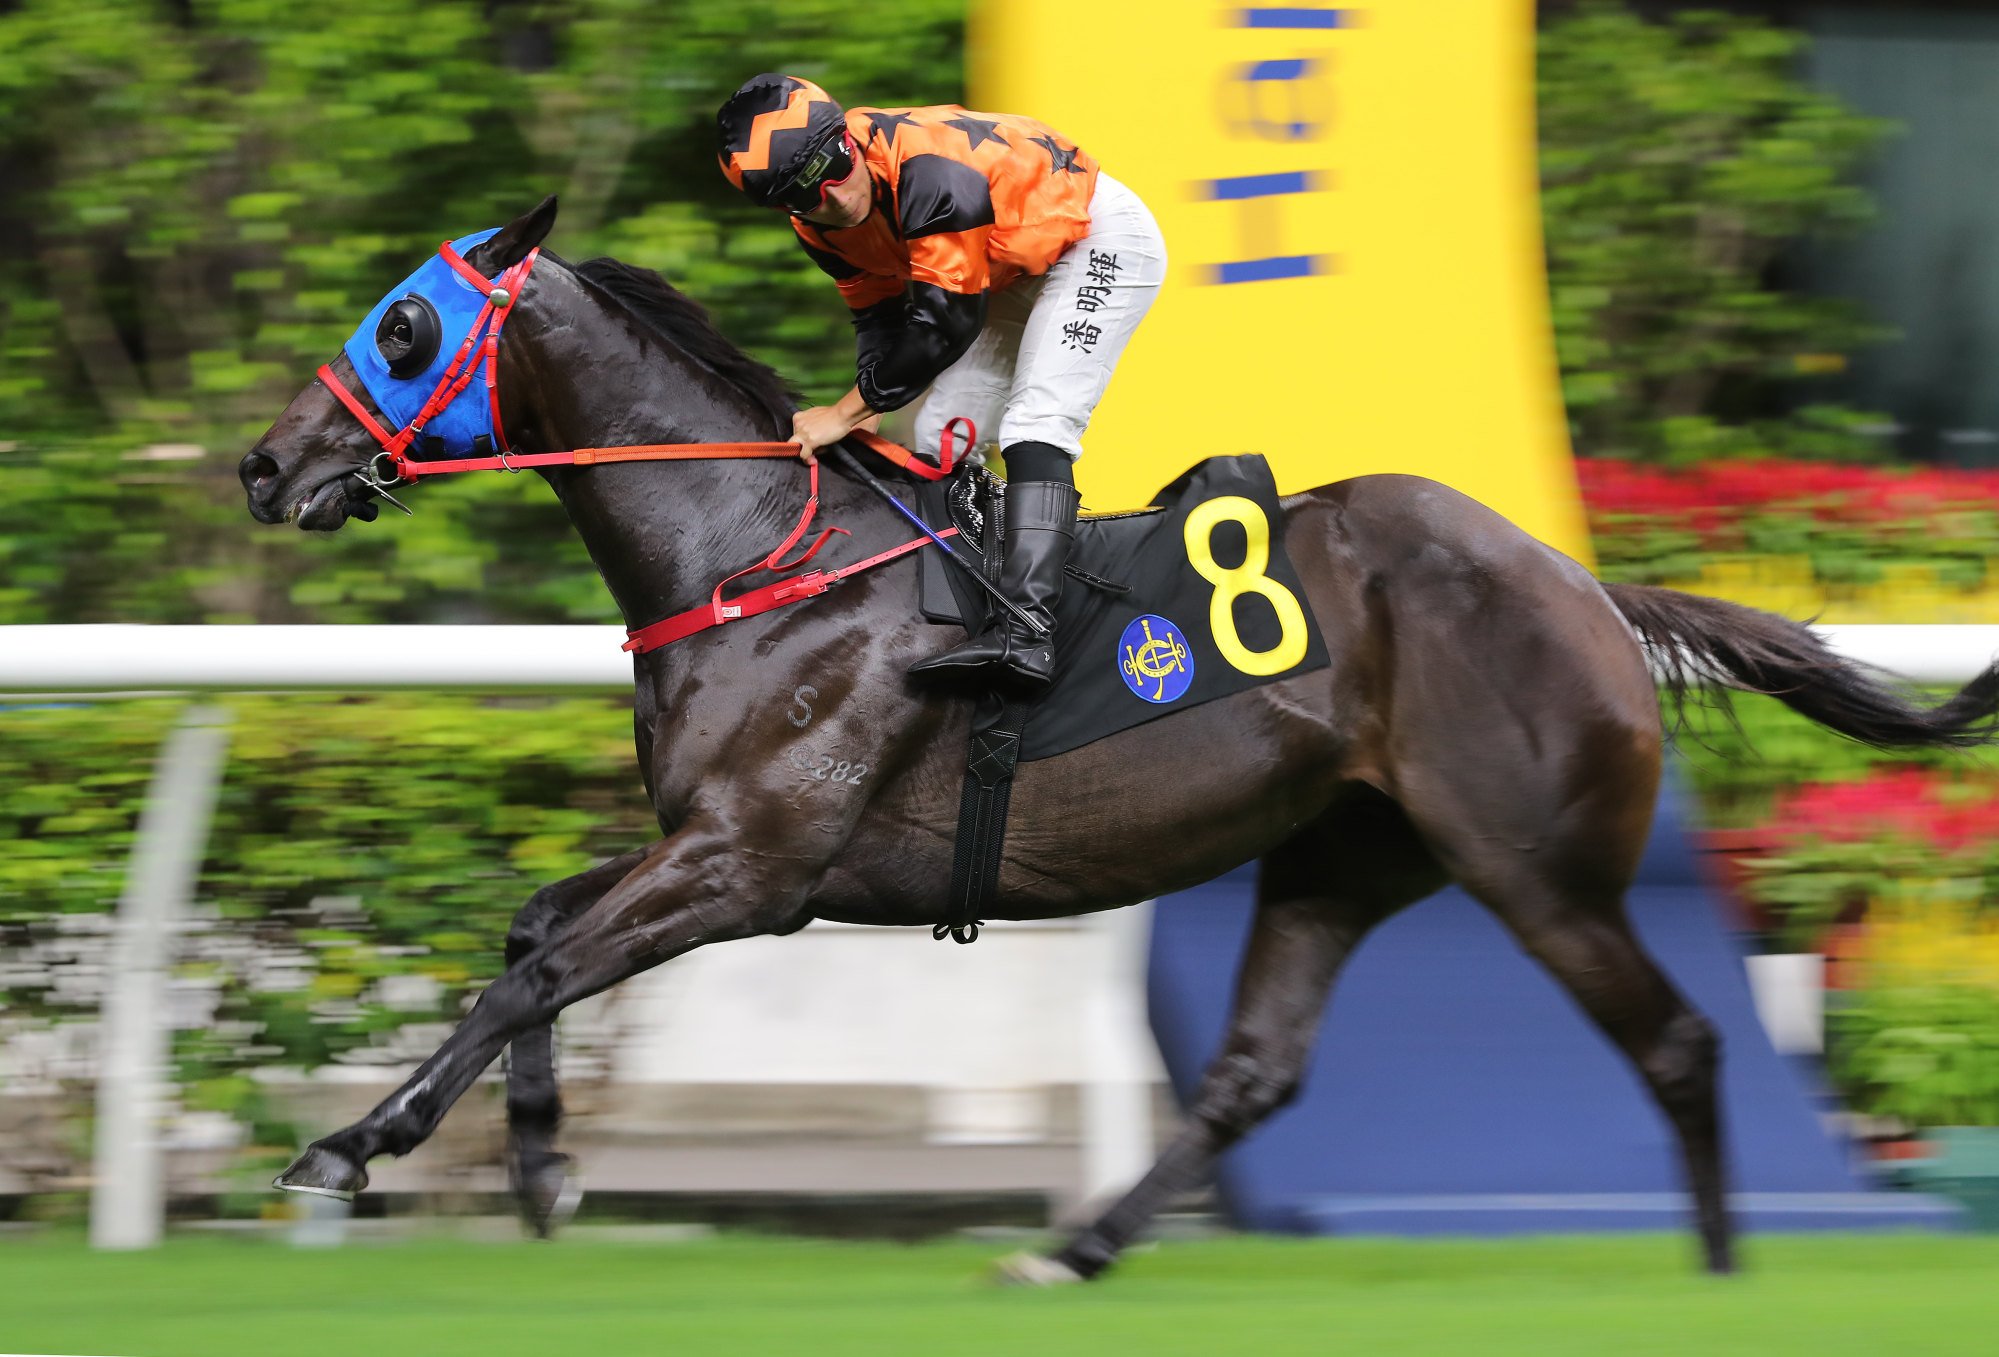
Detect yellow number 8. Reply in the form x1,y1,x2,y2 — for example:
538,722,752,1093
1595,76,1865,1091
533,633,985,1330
1183,496,1310,676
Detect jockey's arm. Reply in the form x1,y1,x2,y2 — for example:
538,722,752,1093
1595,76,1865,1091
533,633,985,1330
855,283,985,413
792,281,987,459
792,164,994,460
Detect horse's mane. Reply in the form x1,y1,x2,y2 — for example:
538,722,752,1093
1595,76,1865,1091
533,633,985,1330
569,255,800,434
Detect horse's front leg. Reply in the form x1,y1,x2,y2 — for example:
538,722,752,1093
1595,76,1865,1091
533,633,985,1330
501,846,655,1236
273,824,812,1199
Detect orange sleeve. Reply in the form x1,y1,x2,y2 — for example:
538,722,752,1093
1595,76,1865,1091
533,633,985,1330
905,229,992,297
893,152,997,297
836,273,903,310
792,222,902,310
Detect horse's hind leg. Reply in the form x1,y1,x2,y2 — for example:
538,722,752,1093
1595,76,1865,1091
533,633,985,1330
1361,530,1735,1273
1496,888,1732,1272
1023,792,1445,1284
502,846,652,1237
1403,770,1735,1272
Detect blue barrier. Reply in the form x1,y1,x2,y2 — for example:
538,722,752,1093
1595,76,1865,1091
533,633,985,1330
1145,768,1964,1236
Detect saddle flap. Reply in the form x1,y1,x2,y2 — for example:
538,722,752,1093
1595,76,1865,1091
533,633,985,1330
919,453,1331,763
918,465,1143,627
917,464,1002,626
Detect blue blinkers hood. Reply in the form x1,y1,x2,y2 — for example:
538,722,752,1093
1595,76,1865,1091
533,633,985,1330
342,227,505,460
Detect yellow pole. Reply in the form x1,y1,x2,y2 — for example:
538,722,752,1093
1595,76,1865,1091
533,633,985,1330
971,0,1591,563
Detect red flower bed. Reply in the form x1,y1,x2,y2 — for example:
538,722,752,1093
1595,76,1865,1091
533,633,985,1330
1766,768,1999,856
1579,458,1999,596
1718,766,1999,951
1578,458,1999,533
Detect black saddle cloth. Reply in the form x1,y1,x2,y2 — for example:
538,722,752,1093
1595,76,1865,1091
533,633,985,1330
915,453,1330,761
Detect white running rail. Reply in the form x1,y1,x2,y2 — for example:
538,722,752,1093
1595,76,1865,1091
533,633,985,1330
3,622,1994,692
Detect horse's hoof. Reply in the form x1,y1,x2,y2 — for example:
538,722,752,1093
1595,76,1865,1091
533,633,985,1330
272,1143,369,1201
512,1149,582,1239
990,1252,1085,1288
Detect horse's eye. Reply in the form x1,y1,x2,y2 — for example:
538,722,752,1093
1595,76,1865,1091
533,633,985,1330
376,295,442,378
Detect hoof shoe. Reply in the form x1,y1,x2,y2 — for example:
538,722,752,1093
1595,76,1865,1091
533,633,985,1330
512,1149,582,1239
272,1143,368,1201
990,1252,1084,1288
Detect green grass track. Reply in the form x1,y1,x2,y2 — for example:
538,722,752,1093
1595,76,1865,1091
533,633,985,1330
4,1233,1997,1356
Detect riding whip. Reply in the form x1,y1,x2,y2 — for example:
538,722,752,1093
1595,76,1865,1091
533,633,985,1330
826,445,1051,641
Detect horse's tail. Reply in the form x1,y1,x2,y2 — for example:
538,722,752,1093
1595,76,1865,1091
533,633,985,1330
1605,582,1999,750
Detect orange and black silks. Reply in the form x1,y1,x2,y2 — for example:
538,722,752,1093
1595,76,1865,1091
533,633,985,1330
794,105,1101,414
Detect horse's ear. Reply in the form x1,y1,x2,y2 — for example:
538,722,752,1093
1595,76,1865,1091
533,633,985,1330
470,195,559,272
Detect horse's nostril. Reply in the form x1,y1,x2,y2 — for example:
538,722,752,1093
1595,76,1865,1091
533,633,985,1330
239,449,280,493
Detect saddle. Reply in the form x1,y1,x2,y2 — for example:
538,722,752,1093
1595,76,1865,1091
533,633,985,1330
913,454,1331,940
917,465,1146,628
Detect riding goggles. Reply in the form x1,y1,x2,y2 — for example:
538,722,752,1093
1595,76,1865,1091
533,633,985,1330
777,128,858,216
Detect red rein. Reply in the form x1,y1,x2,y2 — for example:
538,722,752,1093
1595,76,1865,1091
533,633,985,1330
315,239,964,654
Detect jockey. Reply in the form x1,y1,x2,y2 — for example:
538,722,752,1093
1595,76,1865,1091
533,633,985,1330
716,73,1166,691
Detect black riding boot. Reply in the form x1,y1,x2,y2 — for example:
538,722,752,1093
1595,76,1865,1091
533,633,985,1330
910,476,1081,690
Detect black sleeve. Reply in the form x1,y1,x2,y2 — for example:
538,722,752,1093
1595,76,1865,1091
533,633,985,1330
849,153,994,411
795,235,864,283
894,154,997,241
855,281,986,413
851,298,903,377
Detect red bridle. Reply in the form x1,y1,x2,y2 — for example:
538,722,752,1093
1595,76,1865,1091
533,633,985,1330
317,241,544,484
314,239,962,654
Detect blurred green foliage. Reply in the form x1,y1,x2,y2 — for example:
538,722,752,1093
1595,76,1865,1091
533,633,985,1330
1675,693,1999,1124
1671,690,1969,829
0,696,649,1141
0,0,962,625
0,1,1921,621
1832,984,1999,1130
1539,2,1897,463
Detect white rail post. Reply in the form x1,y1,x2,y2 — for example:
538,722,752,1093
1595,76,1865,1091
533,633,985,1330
89,705,233,1250
1080,902,1156,1204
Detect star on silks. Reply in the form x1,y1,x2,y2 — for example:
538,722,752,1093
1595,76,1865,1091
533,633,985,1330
866,110,919,146
944,115,1010,152
1030,133,1083,174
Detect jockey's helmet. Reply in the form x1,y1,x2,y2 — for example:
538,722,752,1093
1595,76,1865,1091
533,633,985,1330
717,74,855,214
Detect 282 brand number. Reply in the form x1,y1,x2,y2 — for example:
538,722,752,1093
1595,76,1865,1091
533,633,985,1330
789,747,869,785
1183,496,1309,676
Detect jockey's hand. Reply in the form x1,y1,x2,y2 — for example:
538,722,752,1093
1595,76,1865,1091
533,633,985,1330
790,387,875,464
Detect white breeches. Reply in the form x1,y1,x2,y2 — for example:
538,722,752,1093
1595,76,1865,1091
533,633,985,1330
913,172,1167,464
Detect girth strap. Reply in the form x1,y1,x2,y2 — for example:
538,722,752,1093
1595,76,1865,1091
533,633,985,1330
940,497,1034,944
939,700,1029,945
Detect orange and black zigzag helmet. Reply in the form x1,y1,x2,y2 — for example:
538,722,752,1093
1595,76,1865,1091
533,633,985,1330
717,74,848,207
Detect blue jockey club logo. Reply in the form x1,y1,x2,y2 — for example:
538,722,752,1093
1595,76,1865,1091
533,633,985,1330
1119,614,1194,704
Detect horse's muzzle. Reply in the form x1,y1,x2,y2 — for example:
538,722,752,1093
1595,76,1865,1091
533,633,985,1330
239,449,285,524
241,450,379,529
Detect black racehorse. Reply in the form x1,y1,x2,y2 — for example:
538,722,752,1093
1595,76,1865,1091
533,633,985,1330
241,198,1999,1280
